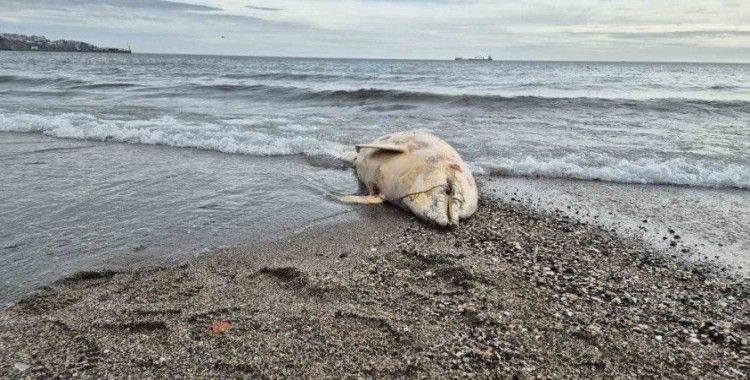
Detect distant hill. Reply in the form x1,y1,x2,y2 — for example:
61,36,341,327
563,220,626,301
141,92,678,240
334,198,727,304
0,33,130,53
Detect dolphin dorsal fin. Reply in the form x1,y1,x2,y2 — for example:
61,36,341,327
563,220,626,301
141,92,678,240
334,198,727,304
355,143,407,154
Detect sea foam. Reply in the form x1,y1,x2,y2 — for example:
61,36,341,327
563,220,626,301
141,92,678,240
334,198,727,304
2,112,747,189
0,112,342,157
478,154,749,190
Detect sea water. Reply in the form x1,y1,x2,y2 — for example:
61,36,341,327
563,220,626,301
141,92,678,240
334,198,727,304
1,52,748,303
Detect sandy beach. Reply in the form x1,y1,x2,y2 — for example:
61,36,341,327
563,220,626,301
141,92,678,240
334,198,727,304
1,195,747,378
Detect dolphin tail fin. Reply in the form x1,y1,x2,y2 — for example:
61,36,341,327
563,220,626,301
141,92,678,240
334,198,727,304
338,195,384,204
340,150,357,165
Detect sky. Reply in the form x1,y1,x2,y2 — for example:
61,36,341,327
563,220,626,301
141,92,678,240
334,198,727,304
1,0,749,62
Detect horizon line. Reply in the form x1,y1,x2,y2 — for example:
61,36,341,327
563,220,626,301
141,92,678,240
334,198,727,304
110,51,750,65
3,49,748,65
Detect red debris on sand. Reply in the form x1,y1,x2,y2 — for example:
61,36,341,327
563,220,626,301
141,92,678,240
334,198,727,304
210,320,232,335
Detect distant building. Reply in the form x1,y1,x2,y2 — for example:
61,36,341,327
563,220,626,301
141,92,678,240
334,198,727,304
0,33,131,53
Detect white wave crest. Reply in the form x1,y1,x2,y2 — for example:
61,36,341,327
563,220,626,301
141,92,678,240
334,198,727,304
3,112,747,189
477,154,750,189
0,112,342,157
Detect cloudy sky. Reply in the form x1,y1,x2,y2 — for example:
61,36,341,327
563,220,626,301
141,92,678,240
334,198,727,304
1,0,749,62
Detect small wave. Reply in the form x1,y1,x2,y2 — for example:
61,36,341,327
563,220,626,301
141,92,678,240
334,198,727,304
222,72,345,81
220,72,420,82
174,84,750,113
0,112,343,158
363,104,418,112
639,83,744,91
299,88,750,111
0,75,18,83
195,84,271,93
478,154,750,190
68,83,140,90
708,85,740,90
0,74,86,87
307,88,445,103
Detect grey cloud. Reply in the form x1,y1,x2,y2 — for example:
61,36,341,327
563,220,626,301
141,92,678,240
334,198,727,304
722,0,742,9
600,30,750,39
96,0,221,11
3,0,221,12
0,0,312,41
246,5,282,11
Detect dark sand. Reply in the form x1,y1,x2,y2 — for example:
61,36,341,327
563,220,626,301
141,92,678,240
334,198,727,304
1,198,748,378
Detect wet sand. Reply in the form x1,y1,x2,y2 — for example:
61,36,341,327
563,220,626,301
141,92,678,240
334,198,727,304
485,176,750,276
1,197,748,378
0,132,359,306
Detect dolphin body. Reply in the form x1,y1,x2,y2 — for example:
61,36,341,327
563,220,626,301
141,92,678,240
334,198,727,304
340,131,478,226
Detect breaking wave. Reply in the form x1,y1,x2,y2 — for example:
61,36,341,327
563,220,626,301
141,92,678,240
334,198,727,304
2,111,747,189
0,112,342,158
478,154,750,190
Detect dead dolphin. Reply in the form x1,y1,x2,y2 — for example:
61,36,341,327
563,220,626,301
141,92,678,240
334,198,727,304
340,131,478,226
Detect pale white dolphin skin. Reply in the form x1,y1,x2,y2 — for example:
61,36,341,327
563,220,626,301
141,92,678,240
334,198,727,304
340,131,478,226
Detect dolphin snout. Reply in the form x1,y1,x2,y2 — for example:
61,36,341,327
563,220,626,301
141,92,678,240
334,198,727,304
428,187,460,227
401,184,464,227
447,196,460,227
445,180,462,227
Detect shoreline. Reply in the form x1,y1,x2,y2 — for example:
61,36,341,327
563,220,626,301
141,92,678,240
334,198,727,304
1,197,747,377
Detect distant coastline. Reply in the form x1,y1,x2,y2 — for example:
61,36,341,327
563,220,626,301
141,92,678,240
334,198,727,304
0,33,131,53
